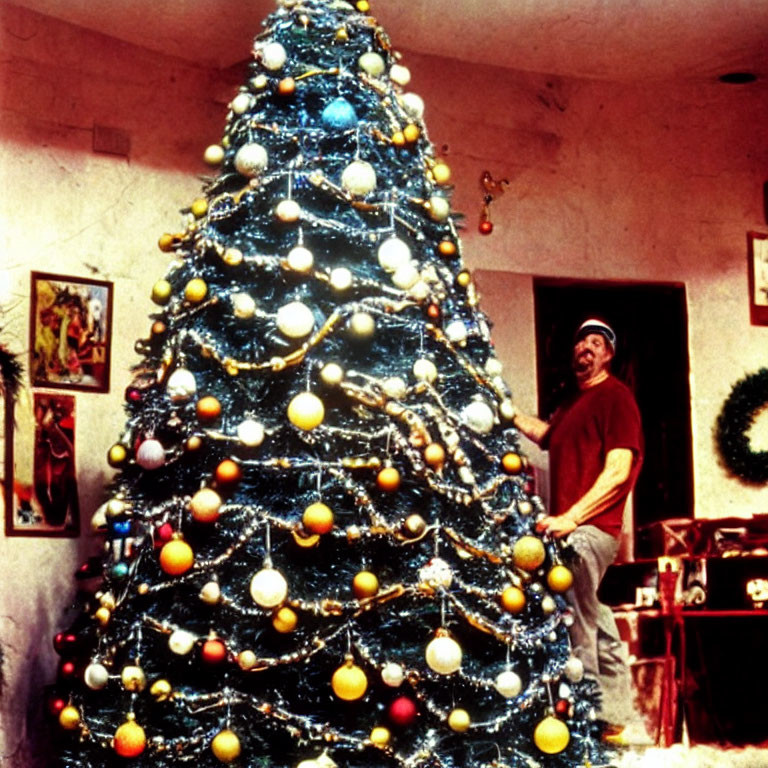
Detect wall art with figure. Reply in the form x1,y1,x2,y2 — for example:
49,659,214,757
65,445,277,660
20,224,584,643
29,272,113,392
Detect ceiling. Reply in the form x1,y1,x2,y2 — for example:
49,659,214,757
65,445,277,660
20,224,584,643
6,0,768,82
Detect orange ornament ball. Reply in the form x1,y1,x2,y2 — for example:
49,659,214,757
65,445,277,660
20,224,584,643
211,729,241,763
114,718,146,758
403,124,420,143
501,452,524,474
438,239,457,257
424,443,446,469
196,396,222,422
201,638,228,665
159,538,194,576
272,606,299,633
278,77,296,96
215,459,242,486
377,466,401,492
513,536,546,572
500,585,526,614
302,502,334,535
353,570,379,599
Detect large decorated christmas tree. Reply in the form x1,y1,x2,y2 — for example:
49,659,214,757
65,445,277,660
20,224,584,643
50,1,609,766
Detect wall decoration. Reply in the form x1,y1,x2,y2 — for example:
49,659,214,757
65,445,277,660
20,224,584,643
29,272,113,392
4,391,80,537
0,343,23,530
747,231,768,325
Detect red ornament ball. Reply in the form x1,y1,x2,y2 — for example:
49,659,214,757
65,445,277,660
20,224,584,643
59,660,77,679
156,522,174,542
201,638,228,665
555,698,571,717
125,387,142,403
388,696,418,727
48,697,66,717
479,219,493,235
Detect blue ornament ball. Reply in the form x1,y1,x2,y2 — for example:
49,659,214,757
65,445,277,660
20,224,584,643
321,97,358,130
112,520,132,537
111,562,129,579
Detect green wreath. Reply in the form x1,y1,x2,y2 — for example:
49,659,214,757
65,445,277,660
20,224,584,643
715,368,768,484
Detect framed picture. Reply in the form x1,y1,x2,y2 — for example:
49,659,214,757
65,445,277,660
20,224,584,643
748,232,768,325
4,391,80,537
29,272,113,392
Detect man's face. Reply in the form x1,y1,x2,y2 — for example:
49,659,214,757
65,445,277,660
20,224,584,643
572,332,613,381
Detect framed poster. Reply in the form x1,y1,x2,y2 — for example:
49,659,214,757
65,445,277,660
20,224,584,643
29,272,113,392
748,232,768,325
4,391,80,537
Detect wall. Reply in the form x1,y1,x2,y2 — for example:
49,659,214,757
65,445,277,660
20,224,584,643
1,4,768,766
0,5,229,765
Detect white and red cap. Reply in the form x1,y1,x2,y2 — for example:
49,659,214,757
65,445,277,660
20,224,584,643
574,318,616,352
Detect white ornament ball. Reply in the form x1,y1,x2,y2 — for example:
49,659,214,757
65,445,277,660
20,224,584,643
276,301,315,338
166,368,197,402
399,92,425,119
136,439,165,470
168,629,196,656
234,143,268,177
348,311,375,339
494,670,523,698
542,596,557,615
392,262,420,290
419,557,453,589
252,74,268,90
232,292,256,319
410,281,429,301
320,362,344,386
413,358,438,384
223,247,243,266
204,144,225,165
389,64,411,86
261,41,287,70
237,419,265,447
341,161,377,196
199,581,221,604
377,237,411,273
250,567,288,608
276,199,302,223
231,92,252,115
564,657,585,683
381,662,405,688
499,399,516,421
382,376,407,400
84,662,110,690
518,500,533,516
425,635,462,675
428,196,450,221
486,357,504,377
358,51,386,76
287,246,314,273
445,319,468,343
461,400,495,434
329,267,353,291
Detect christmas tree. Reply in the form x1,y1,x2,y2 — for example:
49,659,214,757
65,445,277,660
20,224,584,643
51,1,609,766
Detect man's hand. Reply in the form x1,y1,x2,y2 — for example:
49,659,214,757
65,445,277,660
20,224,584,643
535,515,578,538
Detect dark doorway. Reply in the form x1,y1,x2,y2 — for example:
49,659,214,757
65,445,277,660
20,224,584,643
533,278,694,556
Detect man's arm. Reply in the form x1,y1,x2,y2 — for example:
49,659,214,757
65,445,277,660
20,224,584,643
536,447,634,538
509,406,551,446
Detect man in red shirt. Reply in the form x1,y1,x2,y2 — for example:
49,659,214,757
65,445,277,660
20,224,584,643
510,318,649,745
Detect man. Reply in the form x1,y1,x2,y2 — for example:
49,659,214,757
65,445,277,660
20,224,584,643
510,318,650,745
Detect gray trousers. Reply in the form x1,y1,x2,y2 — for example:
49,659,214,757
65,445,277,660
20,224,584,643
567,525,640,726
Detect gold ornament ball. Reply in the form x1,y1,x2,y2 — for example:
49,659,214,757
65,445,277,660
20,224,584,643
357,0,371,12
121,665,147,692
533,716,570,755
424,442,446,469
513,536,546,571
448,708,470,733
151,279,173,305
59,705,81,730
438,239,456,257
158,233,176,252
186,435,203,452
500,585,526,614
376,466,401,492
547,564,574,593
150,678,172,701
335,26,349,41
211,729,241,763
353,570,379,599
114,718,147,758
278,77,296,96
287,392,325,431
184,277,208,304
94,606,111,626
303,502,334,534
403,124,420,143
196,395,222,422
273,606,298,633
107,443,128,467
392,131,406,147
403,513,427,538
238,650,258,670
432,162,451,185
204,144,225,165
190,198,208,218
332,658,368,701
456,270,472,288
159,538,194,576
369,726,391,747
190,488,223,524
501,452,524,474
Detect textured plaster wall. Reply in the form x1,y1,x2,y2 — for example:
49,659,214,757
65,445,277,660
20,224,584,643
1,4,768,766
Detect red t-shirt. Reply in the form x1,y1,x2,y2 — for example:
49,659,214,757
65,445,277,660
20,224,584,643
543,375,643,538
